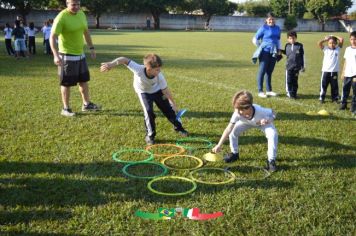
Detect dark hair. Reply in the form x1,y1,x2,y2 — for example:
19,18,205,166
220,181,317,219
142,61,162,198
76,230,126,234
266,12,275,18
287,31,297,38
5,22,10,28
15,20,20,27
350,31,356,38
29,22,34,30
328,36,338,43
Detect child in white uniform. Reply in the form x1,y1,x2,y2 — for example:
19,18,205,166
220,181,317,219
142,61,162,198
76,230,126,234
212,90,278,172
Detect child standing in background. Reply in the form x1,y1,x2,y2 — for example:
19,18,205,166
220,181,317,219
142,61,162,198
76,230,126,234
282,31,305,99
318,35,344,103
3,23,14,56
340,31,356,114
28,22,38,54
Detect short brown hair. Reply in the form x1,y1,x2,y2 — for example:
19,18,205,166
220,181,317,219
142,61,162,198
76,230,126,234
232,90,253,109
143,54,162,68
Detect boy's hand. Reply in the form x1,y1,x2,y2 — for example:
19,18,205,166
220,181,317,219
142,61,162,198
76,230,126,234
212,145,221,153
100,61,115,72
257,119,270,126
300,68,305,73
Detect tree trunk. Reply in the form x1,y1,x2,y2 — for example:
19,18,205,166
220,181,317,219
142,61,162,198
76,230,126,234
150,9,160,30
96,15,100,29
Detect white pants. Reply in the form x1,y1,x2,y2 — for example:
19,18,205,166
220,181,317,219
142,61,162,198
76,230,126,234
229,121,278,161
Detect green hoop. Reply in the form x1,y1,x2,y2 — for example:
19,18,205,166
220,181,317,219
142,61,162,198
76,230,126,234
189,168,236,185
161,155,204,171
112,149,154,164
122,162,168,179
176,137,213,150
147,176,197,196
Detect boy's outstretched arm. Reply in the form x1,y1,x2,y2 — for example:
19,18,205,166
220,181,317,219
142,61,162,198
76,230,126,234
100,57,130,72
162,88,178,112
212,123,235,153
317,38,327,49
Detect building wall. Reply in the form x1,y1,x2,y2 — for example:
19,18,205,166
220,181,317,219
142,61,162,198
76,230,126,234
0,9,355,32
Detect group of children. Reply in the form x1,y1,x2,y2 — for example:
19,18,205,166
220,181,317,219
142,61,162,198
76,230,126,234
282,30,356,114
3,17,53,58
99,30,355,173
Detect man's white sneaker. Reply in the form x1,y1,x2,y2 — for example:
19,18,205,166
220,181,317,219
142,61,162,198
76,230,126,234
266,91,278,97
61,108,75,117
258,92,267,98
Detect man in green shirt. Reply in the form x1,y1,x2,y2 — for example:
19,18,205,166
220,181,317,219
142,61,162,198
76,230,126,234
50,0,100,116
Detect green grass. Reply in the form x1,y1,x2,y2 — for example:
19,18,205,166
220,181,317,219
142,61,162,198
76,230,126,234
0,30,355,235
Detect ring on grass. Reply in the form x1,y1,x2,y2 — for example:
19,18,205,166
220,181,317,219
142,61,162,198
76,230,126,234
234,166,271,181
112,149,154,164
176,137,213,150
145,144,185,157
122,162,168,179
161,155,204,171
147,176,197,196
189,168,236,185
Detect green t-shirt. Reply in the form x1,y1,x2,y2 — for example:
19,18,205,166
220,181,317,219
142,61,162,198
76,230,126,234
52,9,88,55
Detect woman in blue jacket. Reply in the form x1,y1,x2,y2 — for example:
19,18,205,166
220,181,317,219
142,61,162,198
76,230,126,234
252,13,281,98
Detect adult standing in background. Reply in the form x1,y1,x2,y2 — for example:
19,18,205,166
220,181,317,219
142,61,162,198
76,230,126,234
50,0,100,117
252,13,282,98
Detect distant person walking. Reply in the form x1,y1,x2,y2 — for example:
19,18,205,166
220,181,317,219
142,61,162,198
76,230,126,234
146,17,151,30
252,13,282,98
3,23,15,56
50,0,100,116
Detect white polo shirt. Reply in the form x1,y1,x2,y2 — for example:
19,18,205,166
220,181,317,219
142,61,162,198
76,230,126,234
4,27,12,39
322,46,341,72
230,104,275,127
343,46,356,77
126,60,167,94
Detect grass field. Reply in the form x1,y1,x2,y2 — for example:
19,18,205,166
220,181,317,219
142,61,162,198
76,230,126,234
0,30,355,235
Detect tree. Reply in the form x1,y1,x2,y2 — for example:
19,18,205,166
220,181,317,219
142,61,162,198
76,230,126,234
239,0,271,17
270,0,306,18
194,0,237,29
1,0,49,23
306,0,352,31
81,0,117,29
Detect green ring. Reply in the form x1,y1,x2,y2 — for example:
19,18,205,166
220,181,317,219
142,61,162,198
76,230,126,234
189,168,236,185
161,155,204,171
122,162,168,179
147,176,197,196
112,149,154,164
176,137,213,150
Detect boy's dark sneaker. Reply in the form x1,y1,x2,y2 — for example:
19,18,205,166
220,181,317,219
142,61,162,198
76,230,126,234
82,102,101,112
339,103,347,110
145,135,155,145
350,104,355,113
266,160,277,172
320,100,325,104
176,129,188,137
331,99,339,103
223,152,239,163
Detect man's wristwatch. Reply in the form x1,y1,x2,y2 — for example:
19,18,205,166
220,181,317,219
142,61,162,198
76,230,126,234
89,46,95,50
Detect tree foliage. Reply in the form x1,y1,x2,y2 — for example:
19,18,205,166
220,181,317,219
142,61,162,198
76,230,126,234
194,0,236,26
270,0,306,18
1,0,49,22
306,0,352,30
81,0,119,28
238,0,271,17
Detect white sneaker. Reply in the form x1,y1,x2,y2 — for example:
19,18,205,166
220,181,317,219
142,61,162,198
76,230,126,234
61,108,75,117
258,92,267,98
266,91,278,97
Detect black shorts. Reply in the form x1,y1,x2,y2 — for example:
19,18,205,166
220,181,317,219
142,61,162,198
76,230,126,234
58,53,90,87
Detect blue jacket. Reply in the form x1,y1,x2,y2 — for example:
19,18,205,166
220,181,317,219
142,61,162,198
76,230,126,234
252,42,278,64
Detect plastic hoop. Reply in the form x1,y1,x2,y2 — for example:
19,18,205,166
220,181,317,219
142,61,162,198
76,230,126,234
176,137,213,150
189,168,236,185
234,166,271,181
112,149,154,164
161,155,204,171
145,144,185,157
147,176,197,196
122,162,168,179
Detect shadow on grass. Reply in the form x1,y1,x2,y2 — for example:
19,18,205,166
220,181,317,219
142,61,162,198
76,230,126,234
0,209,72,225
0,231,81,236
277,112,354,121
